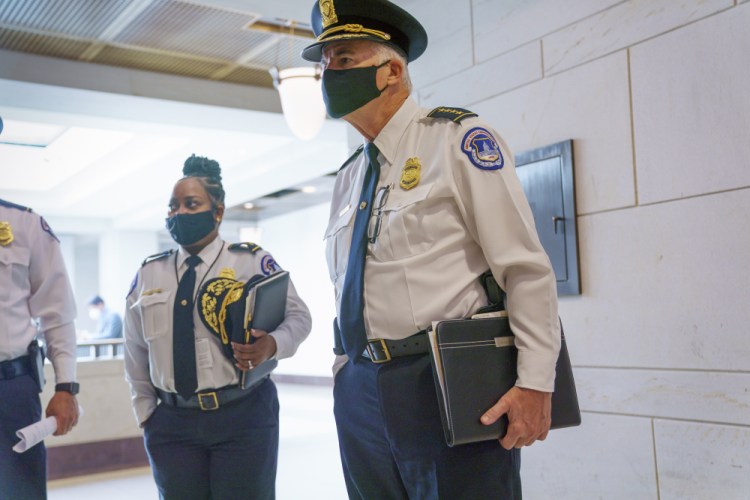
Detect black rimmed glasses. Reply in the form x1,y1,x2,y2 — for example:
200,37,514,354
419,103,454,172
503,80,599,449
368,183,391,244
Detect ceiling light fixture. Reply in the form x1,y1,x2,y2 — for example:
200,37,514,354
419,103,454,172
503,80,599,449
269,21,327,141
269,65,326,141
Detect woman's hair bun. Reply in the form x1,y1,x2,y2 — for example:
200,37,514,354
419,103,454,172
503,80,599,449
183,154,222,182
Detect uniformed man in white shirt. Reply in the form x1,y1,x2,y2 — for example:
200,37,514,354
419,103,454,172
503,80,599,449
302,1,561,497
0,114,80,500
124,155,312,499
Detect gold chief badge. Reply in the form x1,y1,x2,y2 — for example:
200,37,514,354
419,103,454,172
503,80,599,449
400,157,421,190
0,221,13,246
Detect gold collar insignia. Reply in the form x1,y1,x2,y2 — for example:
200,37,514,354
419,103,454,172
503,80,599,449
218,267,236,280
0,221,13,246
400,157,421,190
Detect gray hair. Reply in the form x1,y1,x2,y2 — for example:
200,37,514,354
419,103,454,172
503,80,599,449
372,42,413,93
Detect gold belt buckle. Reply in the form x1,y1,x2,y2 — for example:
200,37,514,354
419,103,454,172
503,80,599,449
366,338,392,364
198,392,219,411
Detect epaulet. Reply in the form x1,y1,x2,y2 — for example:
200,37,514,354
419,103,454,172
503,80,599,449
337,145,365,172
228,242,262,254
427,106,478,123
141,249,174,267
0,198,33,212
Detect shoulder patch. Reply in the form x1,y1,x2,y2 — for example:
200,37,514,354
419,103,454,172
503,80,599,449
40,216,59,242
337,145,364,173
427,106,478,123
260,253,282,276
0,198,32,212
141,249,174,267
228,242,262,254
461,127,504,171
126,273,138,299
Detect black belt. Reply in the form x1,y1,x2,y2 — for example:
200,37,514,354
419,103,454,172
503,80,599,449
156,376,268,411
0,355,31,380
361,331,429,364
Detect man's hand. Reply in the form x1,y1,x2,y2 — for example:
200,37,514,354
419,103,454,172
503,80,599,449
481,386,552,450
46,392,79,436
231,329,277,372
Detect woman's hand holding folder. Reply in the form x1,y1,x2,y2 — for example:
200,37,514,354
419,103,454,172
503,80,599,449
231,329,277,372
480,386,552,450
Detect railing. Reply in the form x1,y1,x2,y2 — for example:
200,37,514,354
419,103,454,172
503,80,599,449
76,338,124,359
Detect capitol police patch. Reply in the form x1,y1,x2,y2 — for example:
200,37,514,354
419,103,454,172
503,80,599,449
261,254,281,276
40,217,60,242
461,127,504,170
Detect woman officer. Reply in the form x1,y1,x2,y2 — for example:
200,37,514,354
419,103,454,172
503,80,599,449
124,155,312,499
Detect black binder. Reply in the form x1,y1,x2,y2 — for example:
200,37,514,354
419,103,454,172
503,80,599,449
428,312,581,447
239,271,289,389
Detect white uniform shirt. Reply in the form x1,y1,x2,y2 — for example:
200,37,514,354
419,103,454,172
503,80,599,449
0,201,77,383
124,236,312,425
324,98,560,391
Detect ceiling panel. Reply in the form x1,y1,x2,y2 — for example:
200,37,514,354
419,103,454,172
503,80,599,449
0,0,133,38
113,0,264,61
91,44,228,78
0,28,92,59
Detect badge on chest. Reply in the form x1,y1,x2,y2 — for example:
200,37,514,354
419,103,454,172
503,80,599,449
400,157,421,190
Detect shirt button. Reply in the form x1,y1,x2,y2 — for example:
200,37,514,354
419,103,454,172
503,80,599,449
360,201,367,210
181,299,188,306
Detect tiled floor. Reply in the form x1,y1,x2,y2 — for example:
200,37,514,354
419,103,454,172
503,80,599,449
48,383,348,500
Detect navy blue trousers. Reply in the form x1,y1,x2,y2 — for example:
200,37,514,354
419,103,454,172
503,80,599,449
143,379,279,500
334,354,521,499
0,374,47,500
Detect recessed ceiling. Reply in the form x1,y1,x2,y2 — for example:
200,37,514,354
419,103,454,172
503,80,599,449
0,0,351,232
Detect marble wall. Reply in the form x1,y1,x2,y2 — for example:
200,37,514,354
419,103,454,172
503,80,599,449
398,0,750,497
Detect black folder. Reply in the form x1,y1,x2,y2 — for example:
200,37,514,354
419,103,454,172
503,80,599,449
239,271,289,389
428,312,581,446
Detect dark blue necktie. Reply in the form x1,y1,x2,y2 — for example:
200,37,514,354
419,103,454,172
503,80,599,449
339,143,381,361
173,254,201,399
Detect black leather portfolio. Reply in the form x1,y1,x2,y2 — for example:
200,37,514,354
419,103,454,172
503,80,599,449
239,271,289,389
428,313,581,446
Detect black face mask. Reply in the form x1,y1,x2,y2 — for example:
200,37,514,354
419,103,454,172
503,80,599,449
322,60,390,118
166,210,216,246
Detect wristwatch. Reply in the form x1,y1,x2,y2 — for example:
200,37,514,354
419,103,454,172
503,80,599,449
55,382,80,395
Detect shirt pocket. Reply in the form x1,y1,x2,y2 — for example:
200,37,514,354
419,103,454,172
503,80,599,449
324,203,356,285
378,183,434,260
137,291,172,341
0,247,30,301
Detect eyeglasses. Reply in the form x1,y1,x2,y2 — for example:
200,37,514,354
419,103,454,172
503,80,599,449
368,184,391,244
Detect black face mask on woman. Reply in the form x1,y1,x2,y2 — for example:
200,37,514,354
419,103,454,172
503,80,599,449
322,60,390,118
166,210,216,246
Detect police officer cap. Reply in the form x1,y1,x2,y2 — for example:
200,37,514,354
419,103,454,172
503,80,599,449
301,0,428,63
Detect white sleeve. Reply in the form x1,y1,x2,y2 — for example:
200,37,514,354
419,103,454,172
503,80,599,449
269,277,312,360
123,270,157,427
26,215,77,384
450,123,561,392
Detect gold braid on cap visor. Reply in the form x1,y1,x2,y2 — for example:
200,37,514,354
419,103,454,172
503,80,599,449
317,23,391,42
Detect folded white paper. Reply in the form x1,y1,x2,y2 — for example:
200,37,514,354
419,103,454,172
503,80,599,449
13,406,84,453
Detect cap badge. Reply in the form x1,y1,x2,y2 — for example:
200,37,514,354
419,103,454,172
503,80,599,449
320,0,338,28
0,221,13,246
400,157,421,190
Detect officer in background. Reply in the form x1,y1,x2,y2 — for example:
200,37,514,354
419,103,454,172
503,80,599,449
124,155,312,499
86,295,123,339
302,1,560,498
0,115,80,499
